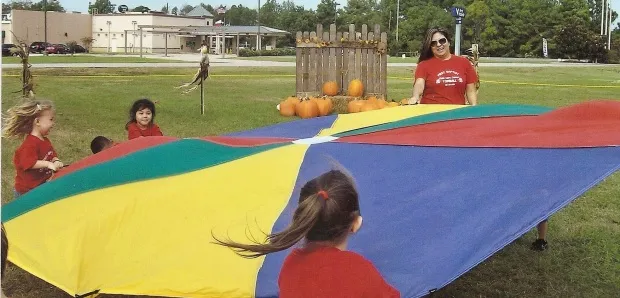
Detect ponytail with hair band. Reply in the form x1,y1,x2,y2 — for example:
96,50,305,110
317,190,329,200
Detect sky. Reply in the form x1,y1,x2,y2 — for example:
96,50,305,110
60,0,619,29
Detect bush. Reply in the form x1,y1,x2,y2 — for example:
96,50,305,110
238,48,296,57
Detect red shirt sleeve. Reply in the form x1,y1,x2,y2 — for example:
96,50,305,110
152,124,163,136
464,58,478,84
15,141,38,171
360,260,401,298
127,123,142,140
414,61,427,81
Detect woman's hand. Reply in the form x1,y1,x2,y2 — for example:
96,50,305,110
409,78,426,105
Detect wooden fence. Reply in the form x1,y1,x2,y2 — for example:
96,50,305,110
295,24,388,99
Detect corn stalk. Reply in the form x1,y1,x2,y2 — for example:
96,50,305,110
10,32,35,98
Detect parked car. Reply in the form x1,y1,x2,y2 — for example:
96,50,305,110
68,44,88,53
29,41,51,53
2,43,17,56
45,44,68,54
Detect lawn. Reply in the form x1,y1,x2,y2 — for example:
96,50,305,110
1,66,619,298
232,55,559,64
1,55,185,64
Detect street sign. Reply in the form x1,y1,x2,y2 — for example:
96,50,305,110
543,38,548,58
451,7,466,18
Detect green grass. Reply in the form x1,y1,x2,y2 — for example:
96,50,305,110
232,55,559,64
1,55,186,64
1,66,620,298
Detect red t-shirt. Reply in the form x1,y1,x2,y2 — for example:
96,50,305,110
13,135,58,194
415,55,478,105
278,246,400,298
127,122,163,140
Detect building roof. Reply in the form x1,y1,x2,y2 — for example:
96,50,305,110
179,25,289,36
186,6,214,18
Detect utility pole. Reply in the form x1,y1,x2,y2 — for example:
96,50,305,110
600,0,605,35
334,2,340,25
44,0,47,43
257,0,261,52
396,0,399,42
608,1,612,50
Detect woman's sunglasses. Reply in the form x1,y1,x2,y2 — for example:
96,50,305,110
431,37,448,48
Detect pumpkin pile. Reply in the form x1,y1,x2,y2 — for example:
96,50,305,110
278,96,334,119
347,96,402,113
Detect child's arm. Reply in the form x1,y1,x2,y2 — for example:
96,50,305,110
31,160,59,171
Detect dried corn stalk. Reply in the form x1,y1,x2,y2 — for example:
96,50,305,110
10,32,35,98
464,44,480,91
175,45,210,94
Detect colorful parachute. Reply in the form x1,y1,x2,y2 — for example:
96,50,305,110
3,101,620,298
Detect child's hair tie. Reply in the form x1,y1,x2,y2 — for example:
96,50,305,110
36,104,42,111
317,190,329,200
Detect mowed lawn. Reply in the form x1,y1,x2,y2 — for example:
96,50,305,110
1,66,619,298
1,55,186,64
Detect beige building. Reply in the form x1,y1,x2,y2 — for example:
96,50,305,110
91,12,213,53
2,10,91,45
2,7,288,54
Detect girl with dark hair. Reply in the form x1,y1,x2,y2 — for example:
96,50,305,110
125,98,163,140
215,170,400,297
409,27,478,106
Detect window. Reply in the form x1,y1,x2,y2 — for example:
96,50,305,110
207,21,210,26
105,34,108,37
97,33,101,37
121,34,124,37
113,34,116,37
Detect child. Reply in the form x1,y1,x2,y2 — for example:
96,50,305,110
125,98,163,140
2,100,63,197
531,220,548,251
215,170,400,298
90,136,116,154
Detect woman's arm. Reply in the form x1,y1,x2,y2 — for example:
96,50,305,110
408,78,425,104
466,83,478,106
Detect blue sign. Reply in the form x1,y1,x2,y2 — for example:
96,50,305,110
451,7,466,18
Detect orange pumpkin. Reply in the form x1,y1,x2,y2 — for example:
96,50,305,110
279,100,296,116
322,81,339,96
347,99,365,113
387,101,400,107
284,96,300,106
347,79,364,97
360,101,377,112
377,99,388,109
400,98,411,105
296,99,319,119
316,97,333,116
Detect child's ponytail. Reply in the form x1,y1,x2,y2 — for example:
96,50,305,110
214,170,361,258
214,193,325,258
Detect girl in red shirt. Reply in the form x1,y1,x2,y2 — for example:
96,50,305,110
2,100,64,197
125,98,163,140
409,27,478,105
215,170,400,298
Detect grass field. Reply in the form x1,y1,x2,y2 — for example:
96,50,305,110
1,55,185,64
232,56,559,64
1,65,619,297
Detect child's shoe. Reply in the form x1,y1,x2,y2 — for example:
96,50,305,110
530,239,548,251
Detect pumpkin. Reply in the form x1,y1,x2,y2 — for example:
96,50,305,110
296,99,319,119
322,81,339,96
347,99,365,113
347,79,364,97
387,101,400,108
284,96,300,106
360,101,378,112
279,100,296,116
400,98,411,105
377,99,388,109
316,97,333,116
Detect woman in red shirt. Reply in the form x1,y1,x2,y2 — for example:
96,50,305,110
126,98,163,140
409,27,478,105
215,170,400,298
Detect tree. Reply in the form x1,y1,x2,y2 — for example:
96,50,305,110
180,4,194,16
554,16,604,60
171,6,178,15
80,36,95,51
2,0,33,13
89,0,115,14
161,5,169,14
131,5,150,13
316,0,339,28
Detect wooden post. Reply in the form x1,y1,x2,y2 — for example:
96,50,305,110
200,62,205,115
139,28,143,58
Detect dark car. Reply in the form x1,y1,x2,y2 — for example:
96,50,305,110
45,44,68,54
30,41,51,53
68,44,88,53
2,43,17,56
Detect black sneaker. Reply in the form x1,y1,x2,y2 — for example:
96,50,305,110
530,239,548,251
